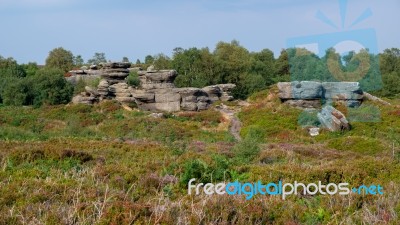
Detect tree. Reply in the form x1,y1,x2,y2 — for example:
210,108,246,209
153,53,171,70
0,56,26,103
45,47,74,73
380,48,400,74
73,55,84,67
135,59,141,65
122,57,130,63
87,53,107,65
32,68,74,106
21,62,39,77
173,47,217,88
144,55,154,64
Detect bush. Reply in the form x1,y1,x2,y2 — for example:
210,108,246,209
233,128,263,162
32,68,74,106
127,71,140,87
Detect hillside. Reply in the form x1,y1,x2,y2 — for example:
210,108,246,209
0,86,399,224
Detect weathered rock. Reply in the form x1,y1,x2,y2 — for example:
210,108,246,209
197,102,209,111
138,102,181,112
85,86,99,96
202,86,221,102
317,106,350,131
115,97,136,103
71,95,96,105
68,63,236,111
143,70,178,83
220,93,234,102
322,82,363,100
181,102,198,111
284,100,322,109
131,90,155,103
278,81,323,100
308,127,320,136
155,90,181,103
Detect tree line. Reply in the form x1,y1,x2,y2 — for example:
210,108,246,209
0,41,399,107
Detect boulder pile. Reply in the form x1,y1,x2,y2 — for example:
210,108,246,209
69,63,236,112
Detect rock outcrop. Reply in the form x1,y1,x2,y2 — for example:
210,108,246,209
131,69,236,112
71,62,135,105
69,63,236,112
278,81,362,132
278,81,363,108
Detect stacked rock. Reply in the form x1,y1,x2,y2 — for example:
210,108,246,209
277,81,363,109
71,62,134,104
69,63,237,112
131,68,237,112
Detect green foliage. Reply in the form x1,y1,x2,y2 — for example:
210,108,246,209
73,55,84,67
45,47,74,73
32,68,74,106
180,155,231,185
21,62,39,77
233,127,263,163
87,52,107,65
298,110,321,127
127,71,140,87
153,53,172,70
327,136,385,155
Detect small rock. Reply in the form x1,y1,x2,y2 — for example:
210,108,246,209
309,127,320,136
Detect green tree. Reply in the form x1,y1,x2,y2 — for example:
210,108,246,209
32,68,74,106
144,55,154,64
73,55,84,67
45,47,74,73
214,40,251,84
153,53,171,69
87,53,107,65
122,57,130,63
21,62,39,77
380,48,400,74
0,56,26,103
249,49,276,86
173,47,219,88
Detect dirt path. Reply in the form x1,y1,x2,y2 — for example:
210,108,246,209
216,101,249,142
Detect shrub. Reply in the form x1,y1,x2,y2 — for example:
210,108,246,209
33,68,74,106
127,71,140,87
233,128,263,163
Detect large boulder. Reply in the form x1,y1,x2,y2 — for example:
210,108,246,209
322,82,363,100
138,102,181,112
317,106,350,131
278,81,323,100
131,89,155,103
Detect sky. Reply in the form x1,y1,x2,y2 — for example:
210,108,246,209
0,0,399,64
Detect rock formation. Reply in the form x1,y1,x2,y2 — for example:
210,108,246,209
69,63,236,112
277,81,362,132
131,69,235,112
277,81,363,108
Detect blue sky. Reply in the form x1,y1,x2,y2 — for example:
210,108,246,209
0,0,398,64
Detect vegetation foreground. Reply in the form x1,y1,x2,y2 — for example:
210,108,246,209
0,88,399,224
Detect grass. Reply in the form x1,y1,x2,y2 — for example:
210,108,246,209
0,88,399,224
